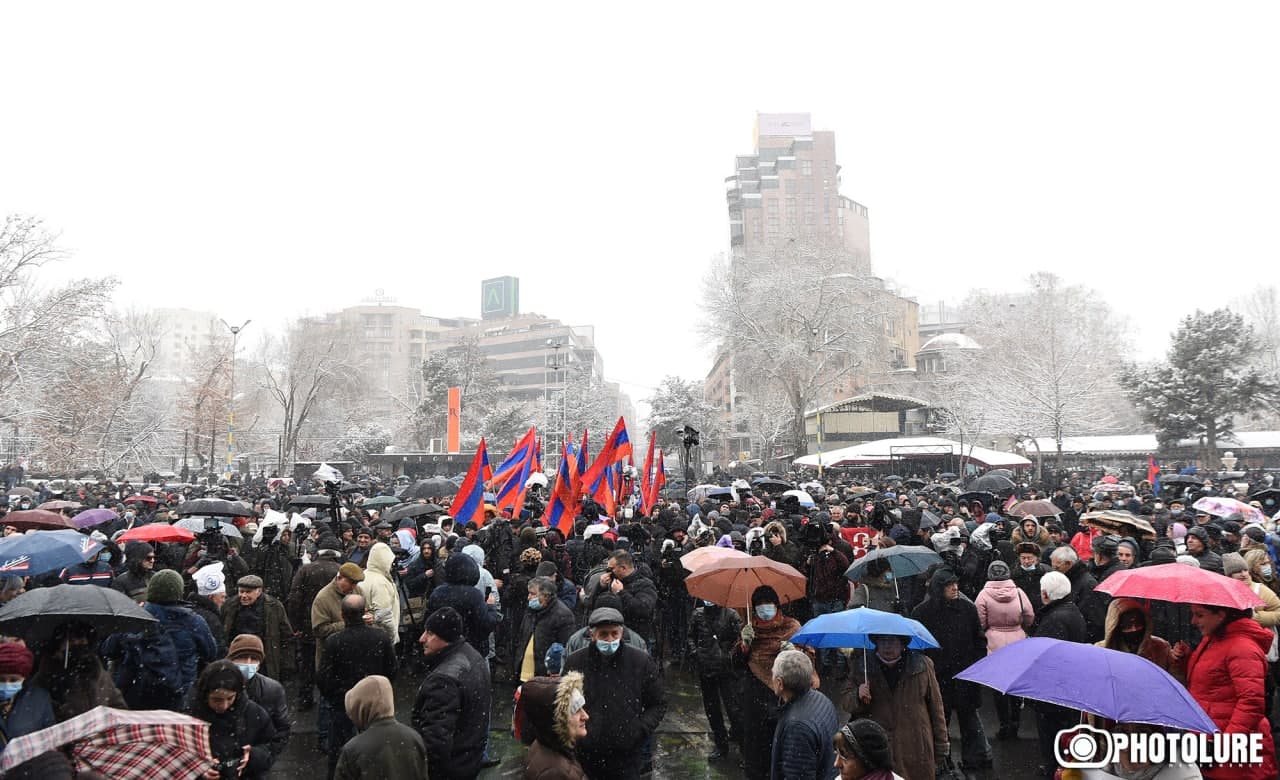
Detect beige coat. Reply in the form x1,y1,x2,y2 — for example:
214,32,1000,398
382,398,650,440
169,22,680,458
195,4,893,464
362,543,401,645
842,650,947,780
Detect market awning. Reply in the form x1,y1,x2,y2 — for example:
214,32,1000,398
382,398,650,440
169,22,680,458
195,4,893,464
795,436,1031,469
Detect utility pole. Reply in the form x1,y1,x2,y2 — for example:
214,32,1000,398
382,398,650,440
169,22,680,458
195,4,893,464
219,319,251,480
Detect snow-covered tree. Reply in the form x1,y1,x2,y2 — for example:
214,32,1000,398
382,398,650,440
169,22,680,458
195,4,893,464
699,234,889,456
0,215,116,433
945,273,1135,468
1123,309,1279,464
407,335,534,451
643,376,721,451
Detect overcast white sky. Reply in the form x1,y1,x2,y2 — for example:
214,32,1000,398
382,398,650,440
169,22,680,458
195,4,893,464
4,2,1278,413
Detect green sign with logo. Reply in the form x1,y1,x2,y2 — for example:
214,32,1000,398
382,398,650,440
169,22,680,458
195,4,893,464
481,276,519,320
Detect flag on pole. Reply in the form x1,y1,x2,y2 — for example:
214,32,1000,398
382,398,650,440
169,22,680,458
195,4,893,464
1148,456,1161,494
639,431,657,514
543,442,578,535
492,427,540,517
581,417,631,498
1002,492,1018,512
448,439,490,526
646,450,666,511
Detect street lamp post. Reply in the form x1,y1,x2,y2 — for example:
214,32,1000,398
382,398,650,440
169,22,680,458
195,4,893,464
220,319,251,479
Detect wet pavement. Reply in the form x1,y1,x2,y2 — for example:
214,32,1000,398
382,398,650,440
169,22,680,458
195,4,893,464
270,660,1046,779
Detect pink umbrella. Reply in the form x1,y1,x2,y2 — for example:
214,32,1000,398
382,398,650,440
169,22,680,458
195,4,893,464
680,546,749,573
1097,565,1264,610
1192,496,1267,525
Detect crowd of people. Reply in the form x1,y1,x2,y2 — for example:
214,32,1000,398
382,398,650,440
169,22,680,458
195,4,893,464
0,469,1277,779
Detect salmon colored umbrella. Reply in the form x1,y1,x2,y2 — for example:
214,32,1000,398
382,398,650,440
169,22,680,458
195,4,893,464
118,524,196,544
37,500,82,511
684,555,806,608
680,546,749,573
1008,499,1061,518
1096,564,1264,610
3,509,76,531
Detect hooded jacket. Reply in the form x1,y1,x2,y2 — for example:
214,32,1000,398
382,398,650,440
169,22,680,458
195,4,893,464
1184,616,1278,780
975,578,1034,654
111,542,154,601
911,571,985,680
361,542,401,644
1095,597,1173,672
336,675,427,780
425,553,500,655
523,672,588,780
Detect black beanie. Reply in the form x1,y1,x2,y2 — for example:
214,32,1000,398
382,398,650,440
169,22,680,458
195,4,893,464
424,607,464,643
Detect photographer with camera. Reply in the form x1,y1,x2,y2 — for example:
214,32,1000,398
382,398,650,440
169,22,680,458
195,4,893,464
189,660,277,780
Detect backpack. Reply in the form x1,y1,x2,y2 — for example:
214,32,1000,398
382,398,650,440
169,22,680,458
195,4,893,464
122,624,184,703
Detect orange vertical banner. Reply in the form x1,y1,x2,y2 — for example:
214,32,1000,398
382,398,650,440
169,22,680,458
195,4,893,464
447,386,461,453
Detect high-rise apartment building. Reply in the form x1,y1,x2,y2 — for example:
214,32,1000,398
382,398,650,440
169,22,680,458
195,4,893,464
726,112,871,266
707,113,919,465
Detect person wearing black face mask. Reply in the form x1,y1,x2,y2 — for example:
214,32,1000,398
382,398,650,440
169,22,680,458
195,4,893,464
1095,599,1174,674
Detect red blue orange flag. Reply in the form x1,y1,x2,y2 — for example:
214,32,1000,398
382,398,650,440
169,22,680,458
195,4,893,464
493,427,540,517
1148,457,1161,494
639,431,656,514
448,438,490,526
542,441,578,534
645,450,666,512
581,417,630,498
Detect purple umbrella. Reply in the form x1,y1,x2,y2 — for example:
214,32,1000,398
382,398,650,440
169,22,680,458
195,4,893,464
956,637,1216,733
72,509,118,529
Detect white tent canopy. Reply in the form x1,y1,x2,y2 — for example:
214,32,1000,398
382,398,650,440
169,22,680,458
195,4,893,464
794,436,1031,469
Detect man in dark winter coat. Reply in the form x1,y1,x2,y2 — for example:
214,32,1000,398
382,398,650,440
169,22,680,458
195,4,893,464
318,594,398,778
111,541,155,601
1031,570,1087,774
911,567,992,771
688,599,743,762
1013,542,1048,614
335,675,427,780
222,575,295,680
518,576,575,682
601,550,658,647
286,537,341,710
425,552,500,656
563,607,666,780
226,634,292,761
1081,535,1124,642
413,607,492,780
252,525,294,601
1184,525,1224,574
1050,546,1098,613
770,650,838,780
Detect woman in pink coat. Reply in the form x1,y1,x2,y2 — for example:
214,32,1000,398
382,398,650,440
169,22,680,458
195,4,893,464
975,559,1035,740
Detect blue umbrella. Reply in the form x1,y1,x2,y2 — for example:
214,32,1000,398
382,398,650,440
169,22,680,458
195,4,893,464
0,530,103,577
791,607,939,650
956,637,1216,733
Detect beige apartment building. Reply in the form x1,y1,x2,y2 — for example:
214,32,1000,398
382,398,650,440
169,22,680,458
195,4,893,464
707,113,919,465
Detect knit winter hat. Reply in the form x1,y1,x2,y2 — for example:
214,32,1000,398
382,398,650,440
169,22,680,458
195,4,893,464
146,569,184,605
424,607,464,643
1222,552,1247,577
227,634,265,662
0,642,33,677
987,560,1012,581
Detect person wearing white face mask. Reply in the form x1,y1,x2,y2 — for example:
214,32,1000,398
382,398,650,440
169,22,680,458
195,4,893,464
225,634,292,763
735,585,806,780
0,642,54,743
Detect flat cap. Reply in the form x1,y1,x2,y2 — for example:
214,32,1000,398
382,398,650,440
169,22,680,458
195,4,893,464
236,574,264,590
587,607,625,628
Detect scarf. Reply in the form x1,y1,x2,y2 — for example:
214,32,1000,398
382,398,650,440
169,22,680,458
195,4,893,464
747,614,801,687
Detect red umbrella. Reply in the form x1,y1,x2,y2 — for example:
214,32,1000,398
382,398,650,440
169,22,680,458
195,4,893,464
118,524,196,544
124,495,159,505
3,509,76,531
1100,475,1119,484
1096,565,1264,610
684,555,806,608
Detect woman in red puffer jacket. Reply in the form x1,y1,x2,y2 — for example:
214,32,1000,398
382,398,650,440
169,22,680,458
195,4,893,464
1179,604,1278,780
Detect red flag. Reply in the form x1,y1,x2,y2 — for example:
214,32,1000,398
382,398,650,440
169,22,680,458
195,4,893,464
639,431,656,514
645,450,666,512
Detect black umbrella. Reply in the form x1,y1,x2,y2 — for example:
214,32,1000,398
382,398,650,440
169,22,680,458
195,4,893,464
904,478,927,488
751,478,792,493
967,474,1016,493
1162,474,1204,486
883,475,903,483
338,482,366,494
174,498,254,518
403,478,458,500
1248,488,1280,508
938,472,959,480
385,503,447,525
0,584,156,646
985,469,1015,479
957,491,997,510
288,494,335,509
